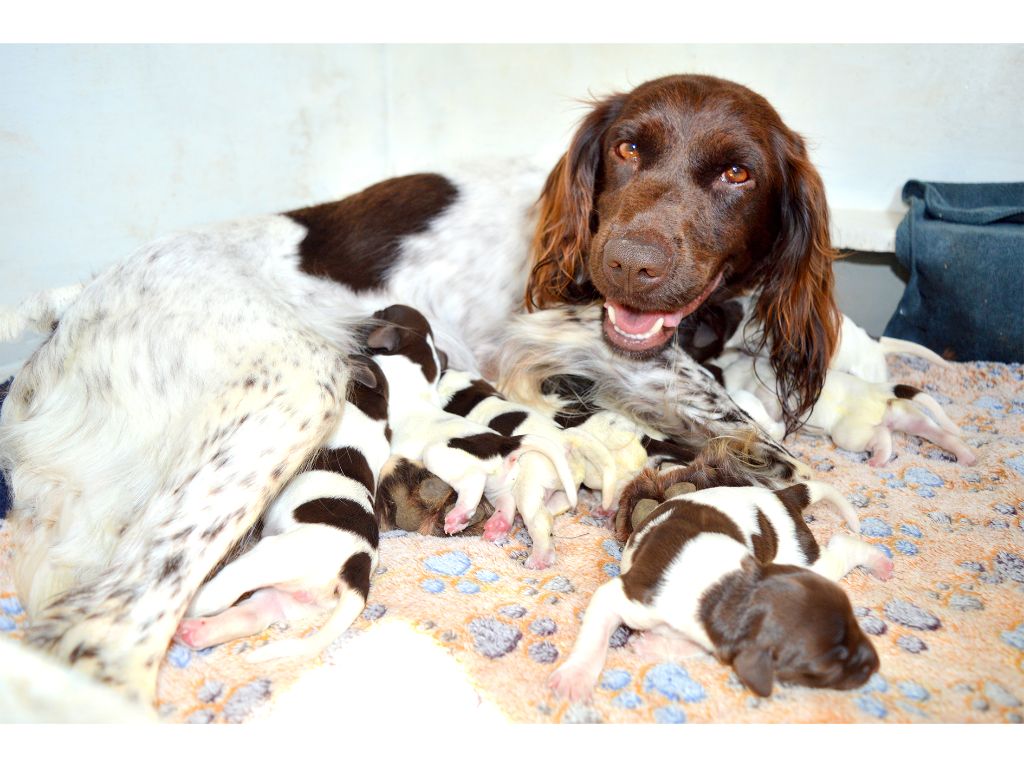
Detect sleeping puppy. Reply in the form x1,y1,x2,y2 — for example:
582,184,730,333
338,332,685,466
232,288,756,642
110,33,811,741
549,469,891,701
373,455,490,537
175,354,390,661
366,305,578,537
718,350,975,466
832,314,951,383
437,369,617,568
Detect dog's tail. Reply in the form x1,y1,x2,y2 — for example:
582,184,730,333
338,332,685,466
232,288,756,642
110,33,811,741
513,434,579,510
562,427,618,509
245,551,374,664
803,480,860,533
0,284,84,342
878,336,950,366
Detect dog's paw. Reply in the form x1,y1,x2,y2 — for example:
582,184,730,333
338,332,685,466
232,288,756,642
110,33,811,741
175,618,213,650
868,550,895,581
443,507,473,535
524,548,556,570
482,513,512,542
548,662,597,703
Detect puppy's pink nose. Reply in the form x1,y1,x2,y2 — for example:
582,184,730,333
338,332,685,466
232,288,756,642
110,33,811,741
603,237,670,294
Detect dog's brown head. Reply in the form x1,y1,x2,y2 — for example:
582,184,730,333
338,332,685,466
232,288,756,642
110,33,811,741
701,557,878,697
527,74,840,431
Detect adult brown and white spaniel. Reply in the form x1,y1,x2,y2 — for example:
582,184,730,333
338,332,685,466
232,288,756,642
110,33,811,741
0,74,959,706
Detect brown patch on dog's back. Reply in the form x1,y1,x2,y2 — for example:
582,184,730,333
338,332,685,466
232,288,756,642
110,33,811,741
444,378,503,417
447,433,523,460
487,411,528,437
288,174,458,292
622,499,745,605
893,384,922,400
773,484,819,563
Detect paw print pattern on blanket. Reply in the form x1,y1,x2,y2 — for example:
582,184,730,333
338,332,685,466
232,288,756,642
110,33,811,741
1,361,1023,722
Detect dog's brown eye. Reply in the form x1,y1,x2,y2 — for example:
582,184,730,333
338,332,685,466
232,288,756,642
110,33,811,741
723,165,750,184
616,142,639,161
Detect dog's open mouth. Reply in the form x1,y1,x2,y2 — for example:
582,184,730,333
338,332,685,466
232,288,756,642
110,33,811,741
602,271,724,354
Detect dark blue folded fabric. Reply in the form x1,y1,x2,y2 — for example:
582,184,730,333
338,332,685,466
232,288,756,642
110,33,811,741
0,377,10,519
884,180,1024,363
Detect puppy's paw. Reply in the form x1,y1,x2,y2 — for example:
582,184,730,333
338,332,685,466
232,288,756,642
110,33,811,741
548,662,597,703
524,548,556,570
868,550,895,581
482,513,512,542
175,618,213,650
443,507,473,535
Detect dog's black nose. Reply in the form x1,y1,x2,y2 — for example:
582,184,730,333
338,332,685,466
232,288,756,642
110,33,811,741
603,237,670,294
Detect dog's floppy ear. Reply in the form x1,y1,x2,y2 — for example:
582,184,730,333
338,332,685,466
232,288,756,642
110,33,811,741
526,92,628,311
348,354,380,389
752,129,841,435
732,645,775,697
436,348,449,373
366,324,401,354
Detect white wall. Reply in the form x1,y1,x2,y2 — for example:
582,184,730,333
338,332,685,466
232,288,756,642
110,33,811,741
2,44,1022,370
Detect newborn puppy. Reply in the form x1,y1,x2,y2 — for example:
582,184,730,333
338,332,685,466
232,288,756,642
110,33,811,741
541,373,739,505
549,469,891,701
718,350,975,466
366,305,578,537
832,314,951,383
437,369,617,568
175,354,390,661
374,455,490,537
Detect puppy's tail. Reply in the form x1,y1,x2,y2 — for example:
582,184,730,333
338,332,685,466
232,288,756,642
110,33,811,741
514,435,579,510
0,284,84,342
803,480,860,533
246,551,375,664
878,336,950,366
562,427,618,508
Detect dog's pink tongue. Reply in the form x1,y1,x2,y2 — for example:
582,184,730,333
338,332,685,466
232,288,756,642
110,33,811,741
606,302,690,332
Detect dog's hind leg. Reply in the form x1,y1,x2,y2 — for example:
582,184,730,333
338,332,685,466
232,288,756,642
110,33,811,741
22,353,347,706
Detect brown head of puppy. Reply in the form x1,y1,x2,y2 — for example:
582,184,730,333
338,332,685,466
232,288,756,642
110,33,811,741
365,304,448,384
700,557,878,697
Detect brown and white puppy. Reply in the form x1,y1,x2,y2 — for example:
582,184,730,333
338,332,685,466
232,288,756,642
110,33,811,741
366,305,578,537
549,470,891,701
373,455,490,537
437,368,617,568
174,354,390,661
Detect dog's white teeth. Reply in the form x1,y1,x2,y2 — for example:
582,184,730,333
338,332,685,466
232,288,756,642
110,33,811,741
613,316,665,341
606,304,618,326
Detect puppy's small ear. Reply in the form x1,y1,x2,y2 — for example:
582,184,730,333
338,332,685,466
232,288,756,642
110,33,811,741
733,646,775,697
366,325,401,353
437,348,449,372
740,555,762,577
349,357,379,389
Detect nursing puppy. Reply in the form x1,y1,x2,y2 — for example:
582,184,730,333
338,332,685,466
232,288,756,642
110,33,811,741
541,373,779,507
366,305,578,537
174,354,390,662
437,369,617,568
718,351,975,467
549,470,891,701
